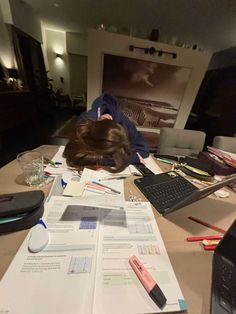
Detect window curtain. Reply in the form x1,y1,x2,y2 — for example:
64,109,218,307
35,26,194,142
11,26,48,92
11,26,28,90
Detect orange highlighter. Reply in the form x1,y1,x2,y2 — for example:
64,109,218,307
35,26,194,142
129,255,167,308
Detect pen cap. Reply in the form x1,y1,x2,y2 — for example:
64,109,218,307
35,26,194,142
150,284,167,309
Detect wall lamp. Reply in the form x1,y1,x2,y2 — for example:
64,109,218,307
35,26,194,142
56,53,63,59
129,45,177,59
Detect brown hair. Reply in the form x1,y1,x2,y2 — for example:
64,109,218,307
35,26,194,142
63,119,133,173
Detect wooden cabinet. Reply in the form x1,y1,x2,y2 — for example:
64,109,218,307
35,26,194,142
0,91,35,132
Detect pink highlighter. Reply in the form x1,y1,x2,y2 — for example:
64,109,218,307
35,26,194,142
129,255,167,308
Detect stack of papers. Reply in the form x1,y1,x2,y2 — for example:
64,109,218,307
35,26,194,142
0,198,187,314
207,146,236,169
44,146,163,177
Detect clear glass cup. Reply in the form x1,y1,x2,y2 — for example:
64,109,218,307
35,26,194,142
17,151,44,186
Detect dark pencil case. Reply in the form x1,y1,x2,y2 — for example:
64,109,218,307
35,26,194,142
0,190,44,234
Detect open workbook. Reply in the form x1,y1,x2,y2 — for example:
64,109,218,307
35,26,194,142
0,197,186,314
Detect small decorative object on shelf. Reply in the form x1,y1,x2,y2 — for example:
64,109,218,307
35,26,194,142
98,24,106,31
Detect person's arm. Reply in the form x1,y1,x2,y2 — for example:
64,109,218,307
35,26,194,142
119,113,150,164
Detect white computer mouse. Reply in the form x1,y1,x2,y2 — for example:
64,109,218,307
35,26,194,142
28,224,49,253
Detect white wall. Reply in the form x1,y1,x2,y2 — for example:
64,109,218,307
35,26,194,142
66,32,88,56
43,29,70,95
69,53,87,97
1,0,42,42
87,29,211,130
0,2,15,69
0,0,42,74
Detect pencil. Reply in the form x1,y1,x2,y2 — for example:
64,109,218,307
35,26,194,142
188,216,226,234
91,181,121,194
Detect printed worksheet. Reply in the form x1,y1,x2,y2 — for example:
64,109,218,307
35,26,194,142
93,201,187,313
0,198,186,314
0,197,101,314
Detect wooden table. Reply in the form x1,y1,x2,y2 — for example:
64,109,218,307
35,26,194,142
1,145,236,314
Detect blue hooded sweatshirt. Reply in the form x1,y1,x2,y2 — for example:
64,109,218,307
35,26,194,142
77,92,150,164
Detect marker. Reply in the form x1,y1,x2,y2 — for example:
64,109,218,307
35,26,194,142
99,176,127,181
38,218,47,229
156,158,174,165
44,171,52,176
129,255,167,308
49,161,62,167
61,178,67,189
203,245,217,251
85,182,117,195
186,235,223,241
91,181,121,194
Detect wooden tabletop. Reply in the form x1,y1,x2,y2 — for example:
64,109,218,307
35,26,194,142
1,145,236,314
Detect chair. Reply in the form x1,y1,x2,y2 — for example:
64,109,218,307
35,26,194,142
157,127,206,156
212,136,236,153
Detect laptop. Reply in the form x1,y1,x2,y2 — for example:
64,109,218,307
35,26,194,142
134,172,236,215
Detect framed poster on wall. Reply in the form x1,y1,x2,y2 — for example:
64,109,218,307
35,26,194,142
102,54,192,129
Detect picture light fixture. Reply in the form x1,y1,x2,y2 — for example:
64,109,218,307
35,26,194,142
129,45,177,59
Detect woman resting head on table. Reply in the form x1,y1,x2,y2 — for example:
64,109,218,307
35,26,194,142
63,92,150,173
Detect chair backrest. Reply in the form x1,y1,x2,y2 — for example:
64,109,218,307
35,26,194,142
157,127,206,156
212,136,236,153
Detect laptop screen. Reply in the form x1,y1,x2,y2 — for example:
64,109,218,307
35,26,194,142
170,174,236,215
134,172,236,215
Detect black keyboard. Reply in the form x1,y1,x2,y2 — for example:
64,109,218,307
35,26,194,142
134,172,198,214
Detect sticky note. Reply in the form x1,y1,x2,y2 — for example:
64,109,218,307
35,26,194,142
62,181,85,197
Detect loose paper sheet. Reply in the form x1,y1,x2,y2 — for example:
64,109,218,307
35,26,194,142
0,197,186,314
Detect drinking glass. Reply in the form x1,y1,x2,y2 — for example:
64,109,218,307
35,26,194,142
17,151,44,186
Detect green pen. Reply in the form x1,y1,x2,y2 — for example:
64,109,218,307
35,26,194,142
156,158,174,165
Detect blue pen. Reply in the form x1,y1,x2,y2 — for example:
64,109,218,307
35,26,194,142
38,218,47,229
61,178,67,188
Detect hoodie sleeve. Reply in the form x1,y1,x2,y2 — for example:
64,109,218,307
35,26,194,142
76,92,118,125
118,112,150,164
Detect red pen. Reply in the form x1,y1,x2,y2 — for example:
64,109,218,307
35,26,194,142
129,255,167,308
186,235,223,241
203,245,217,251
